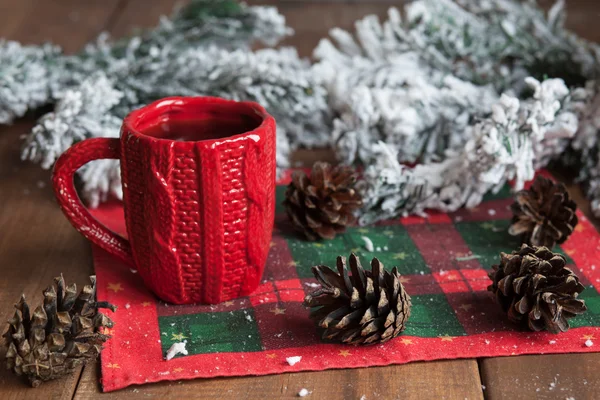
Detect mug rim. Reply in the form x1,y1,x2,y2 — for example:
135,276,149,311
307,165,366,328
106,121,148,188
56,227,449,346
121,96,274,145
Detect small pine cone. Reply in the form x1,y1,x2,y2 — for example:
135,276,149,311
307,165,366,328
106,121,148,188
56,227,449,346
283,162,362,241
488,244,586,333
509,176,578,248
303,254,411,345
3,275,116,387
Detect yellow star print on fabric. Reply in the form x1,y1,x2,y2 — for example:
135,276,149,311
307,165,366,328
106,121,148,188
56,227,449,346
106,363,120,369
223,301,235,307
393,252,407,260
171,333,187,341
481,222,495,231
401,338,413,345
141,301,152,307
107,283,123,293
270,307,286,315
459,304,473,312
338,350,352,357
439,335,454,342
266,354,277,359
582,334,595,340
173,367,184,373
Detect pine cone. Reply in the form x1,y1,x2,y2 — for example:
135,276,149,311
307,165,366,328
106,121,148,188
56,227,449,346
3,275,116,387
488,244,586,333
283,162,362,241
303,254,411,345
509,176,578,248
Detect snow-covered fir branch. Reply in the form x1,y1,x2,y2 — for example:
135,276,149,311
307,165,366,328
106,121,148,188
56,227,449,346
0,0,291,125
23,73,123,170
21,74,123,207
0,41,61,124
51,1,292,100
359,78,580,225
567,80,600,217
316,0,600,220
23,47,328,205
314,0,600,167
8,0,600,219
313,7,498,166
15,0,320,205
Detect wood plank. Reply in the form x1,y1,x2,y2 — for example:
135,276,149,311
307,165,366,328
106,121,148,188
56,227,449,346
0,1,124,399
75,358,483,399
0,123,92,399
480,353,600,399
1,0,123,53
0,0,36,38
106,0,180,39
537,0,600,43
248,1,393,57
565,181,600,231
71,2,482,399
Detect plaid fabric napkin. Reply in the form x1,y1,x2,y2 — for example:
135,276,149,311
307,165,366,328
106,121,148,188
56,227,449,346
91,171,600,392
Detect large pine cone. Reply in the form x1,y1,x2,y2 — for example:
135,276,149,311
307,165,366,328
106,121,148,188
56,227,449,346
509,175,578,248
304,254,411,345
3,276,116,387
488,244,586,333
283,162,362,241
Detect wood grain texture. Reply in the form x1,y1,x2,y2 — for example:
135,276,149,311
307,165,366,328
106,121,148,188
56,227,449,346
0,122,93,399
480,353,600,400
0,0,36,39
106,0,180,39
75,358,483,400
537,0,600,43
2,0,123,53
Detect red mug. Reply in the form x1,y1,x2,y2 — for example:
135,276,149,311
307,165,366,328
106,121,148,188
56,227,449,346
52,97,276,304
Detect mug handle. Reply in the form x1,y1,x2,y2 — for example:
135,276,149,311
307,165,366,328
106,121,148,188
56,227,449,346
52,137,134,266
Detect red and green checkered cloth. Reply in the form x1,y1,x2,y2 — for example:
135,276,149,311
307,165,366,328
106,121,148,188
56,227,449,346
90,171,600,392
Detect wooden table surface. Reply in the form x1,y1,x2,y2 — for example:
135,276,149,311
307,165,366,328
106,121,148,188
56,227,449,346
1,1,600,399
